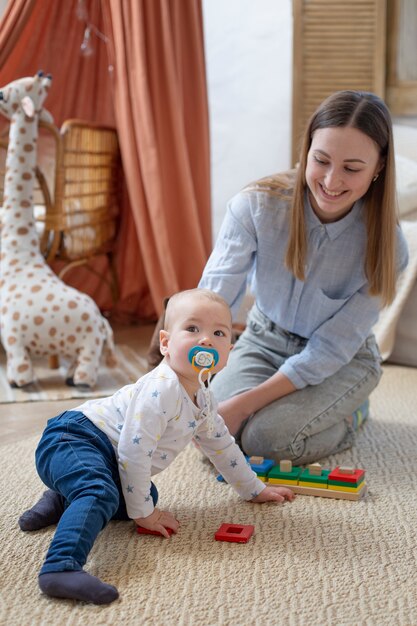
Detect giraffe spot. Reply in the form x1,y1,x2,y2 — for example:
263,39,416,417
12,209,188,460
67,336,76,343
7,336,17,345
64,316,70,323
86,326,93,332
12,312,20,320
17,364,30,373
8,284,17,291
17,227,29,235
27,300,34,306
19,157,25,163
81,313,90,321
19,127,26,133
31,285,42,293
46,294,54,301
49,328,57,337
1,306,7,314
49,344,57,350
10,259,19,265
22,324,28,331
12,103,19,111
23,144,34,152
17,185,23,191
68,301,78,309
52,305,60,311
22,172,32,180
34,316,44,325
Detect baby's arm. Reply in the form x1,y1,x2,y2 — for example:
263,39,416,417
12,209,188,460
251,486,295,503
196,414,295,505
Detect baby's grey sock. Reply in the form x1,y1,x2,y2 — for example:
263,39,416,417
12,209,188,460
18,490,65,531
38,571,119,605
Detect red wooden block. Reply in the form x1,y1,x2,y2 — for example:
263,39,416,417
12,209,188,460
136,525,174,536
214,523,255,543
328,467,365,484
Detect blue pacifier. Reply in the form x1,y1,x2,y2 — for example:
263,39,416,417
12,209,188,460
188,346,219,372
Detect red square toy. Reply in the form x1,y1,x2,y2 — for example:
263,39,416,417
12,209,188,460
214,523,255,543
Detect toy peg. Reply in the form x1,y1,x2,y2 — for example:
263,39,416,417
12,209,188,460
249,455,264,465
280,460,292,473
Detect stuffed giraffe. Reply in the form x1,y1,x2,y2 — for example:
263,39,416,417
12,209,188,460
0,72,117,387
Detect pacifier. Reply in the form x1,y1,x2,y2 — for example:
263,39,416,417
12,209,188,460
188,346,219,372
188,346,219,438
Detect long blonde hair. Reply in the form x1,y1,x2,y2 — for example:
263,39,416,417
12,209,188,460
249,91,398,306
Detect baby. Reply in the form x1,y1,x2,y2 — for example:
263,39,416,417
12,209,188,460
18,288,294,604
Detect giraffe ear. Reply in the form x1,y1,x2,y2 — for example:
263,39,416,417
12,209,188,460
20,96,35,118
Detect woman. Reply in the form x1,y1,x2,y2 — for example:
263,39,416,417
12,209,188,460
199,90,408,465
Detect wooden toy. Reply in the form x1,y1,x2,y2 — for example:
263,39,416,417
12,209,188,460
136,526,174,536
248,457,275,481
249,455,264,464
266,460,367,501
216,457,368,501
214,523,255,543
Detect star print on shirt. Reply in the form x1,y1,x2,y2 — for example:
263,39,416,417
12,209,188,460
117,423,123,431
151,390,160,398
160,453,168,460
127,485,134,493
230,459,238,468
188,420,197,429
147,450,153,458
132,435,141,444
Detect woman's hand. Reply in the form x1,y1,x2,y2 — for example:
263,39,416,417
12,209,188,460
251,486,295,503
135,507,179,538
217,396,251,435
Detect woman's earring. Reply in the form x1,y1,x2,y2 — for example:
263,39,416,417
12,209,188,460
373,174,379,182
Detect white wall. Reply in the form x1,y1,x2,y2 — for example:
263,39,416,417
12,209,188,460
202,0,293,238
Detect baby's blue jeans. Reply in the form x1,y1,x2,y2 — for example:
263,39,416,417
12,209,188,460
35,410,158,574
212,304,382,465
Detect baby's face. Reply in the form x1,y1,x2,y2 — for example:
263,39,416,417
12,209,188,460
159,296,232,382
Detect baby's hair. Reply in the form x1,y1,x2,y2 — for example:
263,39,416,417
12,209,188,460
164,288,232,331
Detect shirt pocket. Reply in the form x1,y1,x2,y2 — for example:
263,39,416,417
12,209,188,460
307,289,349,330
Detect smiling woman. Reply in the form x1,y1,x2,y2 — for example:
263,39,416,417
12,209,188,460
199,90,409,466
306,126,383,223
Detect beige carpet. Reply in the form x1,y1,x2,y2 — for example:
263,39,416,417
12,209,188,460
0,345,147,403
0,364,416,626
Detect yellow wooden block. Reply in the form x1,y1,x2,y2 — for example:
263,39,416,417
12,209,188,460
299,481,327,489
268,477,298,485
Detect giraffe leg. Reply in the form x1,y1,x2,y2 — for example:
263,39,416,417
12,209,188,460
66,343,103,388
6,346,34,387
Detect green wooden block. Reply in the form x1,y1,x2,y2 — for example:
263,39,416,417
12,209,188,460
299,468,331,485
267,466,302,481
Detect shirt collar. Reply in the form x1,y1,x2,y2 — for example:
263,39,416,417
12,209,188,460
305,190,364,241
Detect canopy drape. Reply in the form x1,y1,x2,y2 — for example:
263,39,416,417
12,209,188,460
0,0,211,319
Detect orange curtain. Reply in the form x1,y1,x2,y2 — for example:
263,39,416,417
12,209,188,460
0,0,211,319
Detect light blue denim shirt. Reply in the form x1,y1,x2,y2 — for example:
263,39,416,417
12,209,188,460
199,189,409,388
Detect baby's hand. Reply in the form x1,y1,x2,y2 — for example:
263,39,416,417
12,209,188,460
135,507,180,538
251,486,295,504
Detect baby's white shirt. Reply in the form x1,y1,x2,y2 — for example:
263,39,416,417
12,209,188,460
76,361,265,518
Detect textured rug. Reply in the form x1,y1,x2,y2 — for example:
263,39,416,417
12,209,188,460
0,364,417,626
0,344,147,403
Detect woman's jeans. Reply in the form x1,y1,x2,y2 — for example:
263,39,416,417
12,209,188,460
212,304,382,465
35,410,158,574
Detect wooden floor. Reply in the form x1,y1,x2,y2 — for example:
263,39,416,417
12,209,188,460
0,322,156,444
